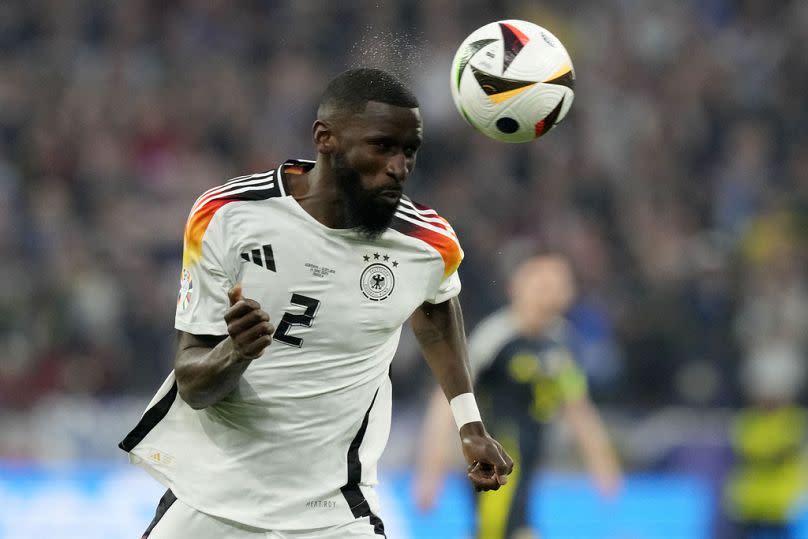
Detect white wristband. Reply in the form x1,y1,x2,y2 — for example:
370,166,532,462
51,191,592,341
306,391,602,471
449,393,482,430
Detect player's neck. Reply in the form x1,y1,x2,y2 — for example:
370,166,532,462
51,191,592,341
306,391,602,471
286,163,352,230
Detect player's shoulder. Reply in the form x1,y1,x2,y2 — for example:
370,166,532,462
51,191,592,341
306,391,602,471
183,158,316,231
182,167,293,267
390,195,463,277
186,169,286,224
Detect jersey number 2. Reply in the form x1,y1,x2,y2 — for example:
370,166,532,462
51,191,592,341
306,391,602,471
274,293,320,348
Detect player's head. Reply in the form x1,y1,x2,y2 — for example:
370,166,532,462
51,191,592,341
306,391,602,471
507,252,576,331
314,68,422,239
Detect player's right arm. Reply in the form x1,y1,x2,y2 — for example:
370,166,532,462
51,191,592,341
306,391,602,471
175,287,275,410
173,180,278,409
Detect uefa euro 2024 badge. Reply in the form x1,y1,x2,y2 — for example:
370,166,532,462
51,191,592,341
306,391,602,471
177,268,193,309
360,252,398,301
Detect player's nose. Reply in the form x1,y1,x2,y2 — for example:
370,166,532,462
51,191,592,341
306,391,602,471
386,152,407,183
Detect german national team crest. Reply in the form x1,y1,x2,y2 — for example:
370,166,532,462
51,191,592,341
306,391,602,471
360,253,397,301
177,268,193,309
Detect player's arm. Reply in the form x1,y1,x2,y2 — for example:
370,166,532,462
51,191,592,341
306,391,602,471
410,296,513,491
563,395,623,497
175,285,274,409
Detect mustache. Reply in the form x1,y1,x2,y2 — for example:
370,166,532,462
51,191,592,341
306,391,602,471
373,185,403,197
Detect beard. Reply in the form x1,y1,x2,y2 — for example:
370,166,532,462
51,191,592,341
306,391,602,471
333,153,400,240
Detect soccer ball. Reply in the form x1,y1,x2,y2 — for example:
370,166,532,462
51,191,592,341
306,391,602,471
450,20,575,143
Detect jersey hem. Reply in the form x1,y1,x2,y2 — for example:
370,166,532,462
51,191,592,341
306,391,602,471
424,284,461,304
130,455,380,531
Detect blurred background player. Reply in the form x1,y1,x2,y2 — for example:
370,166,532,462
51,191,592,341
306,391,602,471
412,245,622,539
723,343,808,539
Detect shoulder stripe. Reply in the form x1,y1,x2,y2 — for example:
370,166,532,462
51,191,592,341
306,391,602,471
396,204,457,229
393,211,457,240
190,172,275,216
399,197,439,216
224,170,274,186
189,181,277,219
392,211,463,279
196,171,273,203
398,197,459,238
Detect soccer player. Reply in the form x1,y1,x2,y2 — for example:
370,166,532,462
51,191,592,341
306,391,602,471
119,68,513,539
413,252,622,539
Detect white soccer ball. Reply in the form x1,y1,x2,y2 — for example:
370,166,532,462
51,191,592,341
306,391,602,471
450,19,575,143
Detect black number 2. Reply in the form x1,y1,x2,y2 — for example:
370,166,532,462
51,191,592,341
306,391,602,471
274,293,320,348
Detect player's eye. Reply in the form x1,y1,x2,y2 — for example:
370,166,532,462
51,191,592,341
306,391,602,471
370,139,393,151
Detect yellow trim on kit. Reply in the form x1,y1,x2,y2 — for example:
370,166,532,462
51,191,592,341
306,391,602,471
477,433,522,539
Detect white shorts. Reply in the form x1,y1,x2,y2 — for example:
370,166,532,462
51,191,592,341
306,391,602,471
144,490,386,539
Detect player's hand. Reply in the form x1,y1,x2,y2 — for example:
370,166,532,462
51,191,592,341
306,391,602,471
225,284,274,360
459,422,514,492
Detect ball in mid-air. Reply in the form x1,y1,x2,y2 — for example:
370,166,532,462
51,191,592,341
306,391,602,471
450,19,575,143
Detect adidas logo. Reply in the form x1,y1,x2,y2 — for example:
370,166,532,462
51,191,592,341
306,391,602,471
241,244,276,272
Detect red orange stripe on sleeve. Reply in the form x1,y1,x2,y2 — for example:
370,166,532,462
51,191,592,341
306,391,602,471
407,224,463,279
392,198,464,279
182,198,233,268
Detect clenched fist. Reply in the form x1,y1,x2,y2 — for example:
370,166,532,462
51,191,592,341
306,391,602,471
460,422,514,492
225,285,274,360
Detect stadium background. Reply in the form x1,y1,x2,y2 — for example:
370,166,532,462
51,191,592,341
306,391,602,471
1,0,807,537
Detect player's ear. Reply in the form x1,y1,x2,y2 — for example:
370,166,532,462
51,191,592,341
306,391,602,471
313,120,335,155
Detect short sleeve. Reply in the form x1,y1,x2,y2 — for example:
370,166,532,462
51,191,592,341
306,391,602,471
175,207,235,336
390,196,463,305
426,268,462,304
423,229,463,304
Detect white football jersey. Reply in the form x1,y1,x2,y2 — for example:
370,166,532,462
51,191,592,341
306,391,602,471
120,159,463,532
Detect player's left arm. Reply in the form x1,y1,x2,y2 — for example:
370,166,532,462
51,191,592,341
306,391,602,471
411,297,514,492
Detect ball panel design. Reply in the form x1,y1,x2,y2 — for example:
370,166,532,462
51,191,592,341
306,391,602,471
496,117,519,134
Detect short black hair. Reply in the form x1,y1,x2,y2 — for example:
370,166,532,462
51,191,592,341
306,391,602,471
318,68,419,117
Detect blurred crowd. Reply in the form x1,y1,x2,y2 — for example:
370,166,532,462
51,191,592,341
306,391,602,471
0,0,806,419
